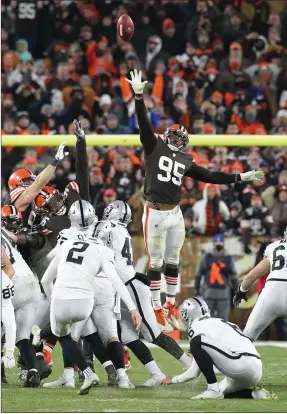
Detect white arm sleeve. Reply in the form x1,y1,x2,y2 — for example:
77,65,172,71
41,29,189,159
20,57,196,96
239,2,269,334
102,260,136,311
41,256,59,299
172,358,201,384
1,301,16,352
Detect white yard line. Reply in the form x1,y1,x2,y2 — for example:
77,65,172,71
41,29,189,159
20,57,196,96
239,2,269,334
144,340,287,349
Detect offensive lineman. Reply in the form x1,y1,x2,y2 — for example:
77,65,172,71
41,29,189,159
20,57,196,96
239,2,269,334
41,220,141,395
233,227,287,340
2,212,42,387
126,69,265,331
103,200,192,385
162,297,267,400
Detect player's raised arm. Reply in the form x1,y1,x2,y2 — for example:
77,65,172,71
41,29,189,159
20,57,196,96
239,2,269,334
14,142,69,211
185,163,265,185
233,257,270,306
126,69,157,155
73,119,89,201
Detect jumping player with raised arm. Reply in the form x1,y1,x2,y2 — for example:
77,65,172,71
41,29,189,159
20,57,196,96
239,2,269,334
126,69,265,331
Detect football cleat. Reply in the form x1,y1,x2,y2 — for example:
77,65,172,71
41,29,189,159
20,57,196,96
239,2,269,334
1,363,8,384
31,325,42,347
108,371,118,386
36,355,52,379
43,376,75,388
154,307,173,333
78,373,99,395
124,348,131,371
25,369,40,388
18,368,28,384
163,301,180,330
252,386,278,400
117,376,135,389
79,360,94,384
142,373,166,387
43,348,53,367
191,389,224,400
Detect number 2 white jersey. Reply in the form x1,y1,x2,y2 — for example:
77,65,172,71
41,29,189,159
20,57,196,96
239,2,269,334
264,238,287,281
190,317,260,357
1,229,33,278
52,240,115,300
110,222,134,284
57,226,90,246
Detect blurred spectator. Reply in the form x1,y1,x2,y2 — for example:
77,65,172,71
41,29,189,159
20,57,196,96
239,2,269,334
241,193,273,253
194,233,238,320
95,188,117,220
111,156,135,202
192,184,230,236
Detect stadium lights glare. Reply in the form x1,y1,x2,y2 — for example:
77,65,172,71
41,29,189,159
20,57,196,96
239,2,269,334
1,134,286,147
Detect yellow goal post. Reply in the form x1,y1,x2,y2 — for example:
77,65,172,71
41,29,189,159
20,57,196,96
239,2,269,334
1,134,286,147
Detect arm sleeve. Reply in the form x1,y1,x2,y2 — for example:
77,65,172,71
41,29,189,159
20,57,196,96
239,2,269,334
101,260,136,311
76,139,89,201
135,96,157,155
16,233,46,250
46,216,71,232
185,163,240,184
41,256,59,299
172,358,201,383
194,256,206,292
229,257,239,290
1,301,16,352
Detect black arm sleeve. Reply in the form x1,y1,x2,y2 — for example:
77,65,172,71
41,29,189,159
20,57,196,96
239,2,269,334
135,96,157,155
16,233,46,250
76,139,89,201
46,216,71,232
185,163,240,184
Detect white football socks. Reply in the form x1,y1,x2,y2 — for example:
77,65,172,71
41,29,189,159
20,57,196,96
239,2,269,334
145,360,164,376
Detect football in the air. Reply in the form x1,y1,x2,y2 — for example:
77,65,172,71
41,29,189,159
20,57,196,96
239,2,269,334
117,14,134,42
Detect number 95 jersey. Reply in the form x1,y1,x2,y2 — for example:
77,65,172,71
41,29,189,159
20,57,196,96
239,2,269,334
264,238,287,281
144,138,194,205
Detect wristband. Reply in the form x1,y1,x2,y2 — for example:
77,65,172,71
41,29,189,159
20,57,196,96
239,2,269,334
51,158,59,167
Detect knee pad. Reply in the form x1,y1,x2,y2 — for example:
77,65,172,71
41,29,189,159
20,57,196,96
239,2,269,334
164,265,178,278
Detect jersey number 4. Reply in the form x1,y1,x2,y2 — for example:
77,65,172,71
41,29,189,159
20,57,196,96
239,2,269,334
121,237,133,266
157,156,185,186
66,242,89,265
272,245,286,271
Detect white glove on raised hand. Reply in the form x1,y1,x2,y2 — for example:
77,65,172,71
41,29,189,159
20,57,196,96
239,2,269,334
2,350,15,369
125,69,148,94
73,119,86,141
240,170,264,182
55,142,69,161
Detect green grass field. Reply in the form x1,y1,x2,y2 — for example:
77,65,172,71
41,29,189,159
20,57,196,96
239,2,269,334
2,344,287,413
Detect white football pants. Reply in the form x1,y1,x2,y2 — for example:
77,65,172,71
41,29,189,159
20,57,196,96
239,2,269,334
71,277,118,345
200,335,262,395
142,204,185,269
12,274,41,343
244,280,287,341
119,278,161,344
50,298,94,337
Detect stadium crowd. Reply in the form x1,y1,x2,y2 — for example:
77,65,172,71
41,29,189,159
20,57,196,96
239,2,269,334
2,0,287,245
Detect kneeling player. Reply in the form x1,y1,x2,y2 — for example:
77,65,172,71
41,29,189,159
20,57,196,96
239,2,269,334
163,298,265,400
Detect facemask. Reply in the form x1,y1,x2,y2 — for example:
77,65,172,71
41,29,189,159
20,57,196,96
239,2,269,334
215,244,224,252
245,111,257,124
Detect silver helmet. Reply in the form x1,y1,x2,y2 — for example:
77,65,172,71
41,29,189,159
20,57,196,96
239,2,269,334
180,297,210,328
88,220,113,248
103,200,132,226
68,200,97,229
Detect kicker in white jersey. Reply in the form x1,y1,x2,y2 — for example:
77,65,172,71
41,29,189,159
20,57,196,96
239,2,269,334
264,238,287,281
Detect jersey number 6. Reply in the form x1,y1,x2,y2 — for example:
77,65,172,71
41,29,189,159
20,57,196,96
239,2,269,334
157,156,185,186
66,242,89,265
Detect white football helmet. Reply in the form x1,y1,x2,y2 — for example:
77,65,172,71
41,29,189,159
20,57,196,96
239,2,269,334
88,220,113,248
103,200,132,226
180,297,210,328
68,200,97,229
